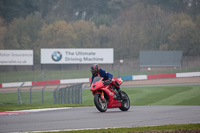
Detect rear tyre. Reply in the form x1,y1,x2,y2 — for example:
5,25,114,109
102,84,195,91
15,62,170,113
119,91,130,111
94,94,107,112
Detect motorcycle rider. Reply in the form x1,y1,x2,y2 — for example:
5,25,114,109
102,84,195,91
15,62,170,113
90,64,122,99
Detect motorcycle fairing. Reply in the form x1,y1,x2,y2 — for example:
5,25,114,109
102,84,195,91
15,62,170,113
91,78,122,108
111,78,123,87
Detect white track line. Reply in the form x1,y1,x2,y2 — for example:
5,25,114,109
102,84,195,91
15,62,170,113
0,107,72,116
13,107,72,113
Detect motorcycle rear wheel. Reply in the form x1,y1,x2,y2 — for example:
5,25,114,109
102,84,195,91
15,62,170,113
94,94,107,112
119,91,130,111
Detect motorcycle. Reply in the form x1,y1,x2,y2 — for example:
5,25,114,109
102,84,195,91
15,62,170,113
90,76,130,112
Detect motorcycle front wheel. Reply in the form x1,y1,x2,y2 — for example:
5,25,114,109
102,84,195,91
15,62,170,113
94,94,107,112
119,91,130,111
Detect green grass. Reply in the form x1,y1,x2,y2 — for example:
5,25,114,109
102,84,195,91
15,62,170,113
0,85,200,111
0,65,200,83
41,124,200,133
0,92,18,104
125,85,200,106
82,85,200,106
0,91,54,104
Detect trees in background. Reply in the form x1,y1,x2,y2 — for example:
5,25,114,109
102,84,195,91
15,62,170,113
168,13,199,56
0,0,200,63
0,17,6,49
0,0,38,22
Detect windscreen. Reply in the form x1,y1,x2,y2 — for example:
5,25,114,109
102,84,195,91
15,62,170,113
92,77,102,83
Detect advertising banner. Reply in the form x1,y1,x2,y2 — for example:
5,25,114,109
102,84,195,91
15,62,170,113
0,50,33,65
41,48,114,64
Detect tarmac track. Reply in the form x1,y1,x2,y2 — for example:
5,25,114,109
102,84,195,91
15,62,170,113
0,106,200,133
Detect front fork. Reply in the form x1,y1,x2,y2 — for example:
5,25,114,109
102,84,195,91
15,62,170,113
101,91,104,100
100,91,107,103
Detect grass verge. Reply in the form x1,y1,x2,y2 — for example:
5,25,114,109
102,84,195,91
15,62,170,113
0,85,200,111
41,124,200,133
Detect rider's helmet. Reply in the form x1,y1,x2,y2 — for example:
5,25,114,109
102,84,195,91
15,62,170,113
90,64,99,76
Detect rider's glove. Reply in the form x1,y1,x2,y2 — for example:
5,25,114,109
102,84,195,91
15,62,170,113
104,78,112,85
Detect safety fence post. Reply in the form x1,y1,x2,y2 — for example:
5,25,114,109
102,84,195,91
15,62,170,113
53,83,83,104
72,85,74,104
30,83,36,104
17,82,24,104
59,87,63,104
42,83,48,104
53,84,61,104
79,83,83,104
68,86,71,104
64,86,68,104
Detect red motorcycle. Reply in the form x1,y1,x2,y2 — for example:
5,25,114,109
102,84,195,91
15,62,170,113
90,77,130,112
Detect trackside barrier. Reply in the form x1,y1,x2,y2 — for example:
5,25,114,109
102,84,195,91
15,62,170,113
147,73,176,79
0,72,200,88
53,84,61,104
14,83,83,105
54,83,83,104
132,75,147,80
42,84,48,104
17,82,24,104
176,72,200,78
118,76,132,81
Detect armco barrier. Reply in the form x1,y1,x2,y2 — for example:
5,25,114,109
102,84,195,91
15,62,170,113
132,75,147,80
1,81,32,88
60,78,89,84
0,72,200,88
147,73,176,79
119,76,132,81
176,72,200,78
32,80,60,86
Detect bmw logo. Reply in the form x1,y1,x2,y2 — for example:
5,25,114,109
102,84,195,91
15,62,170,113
52,51,62,62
